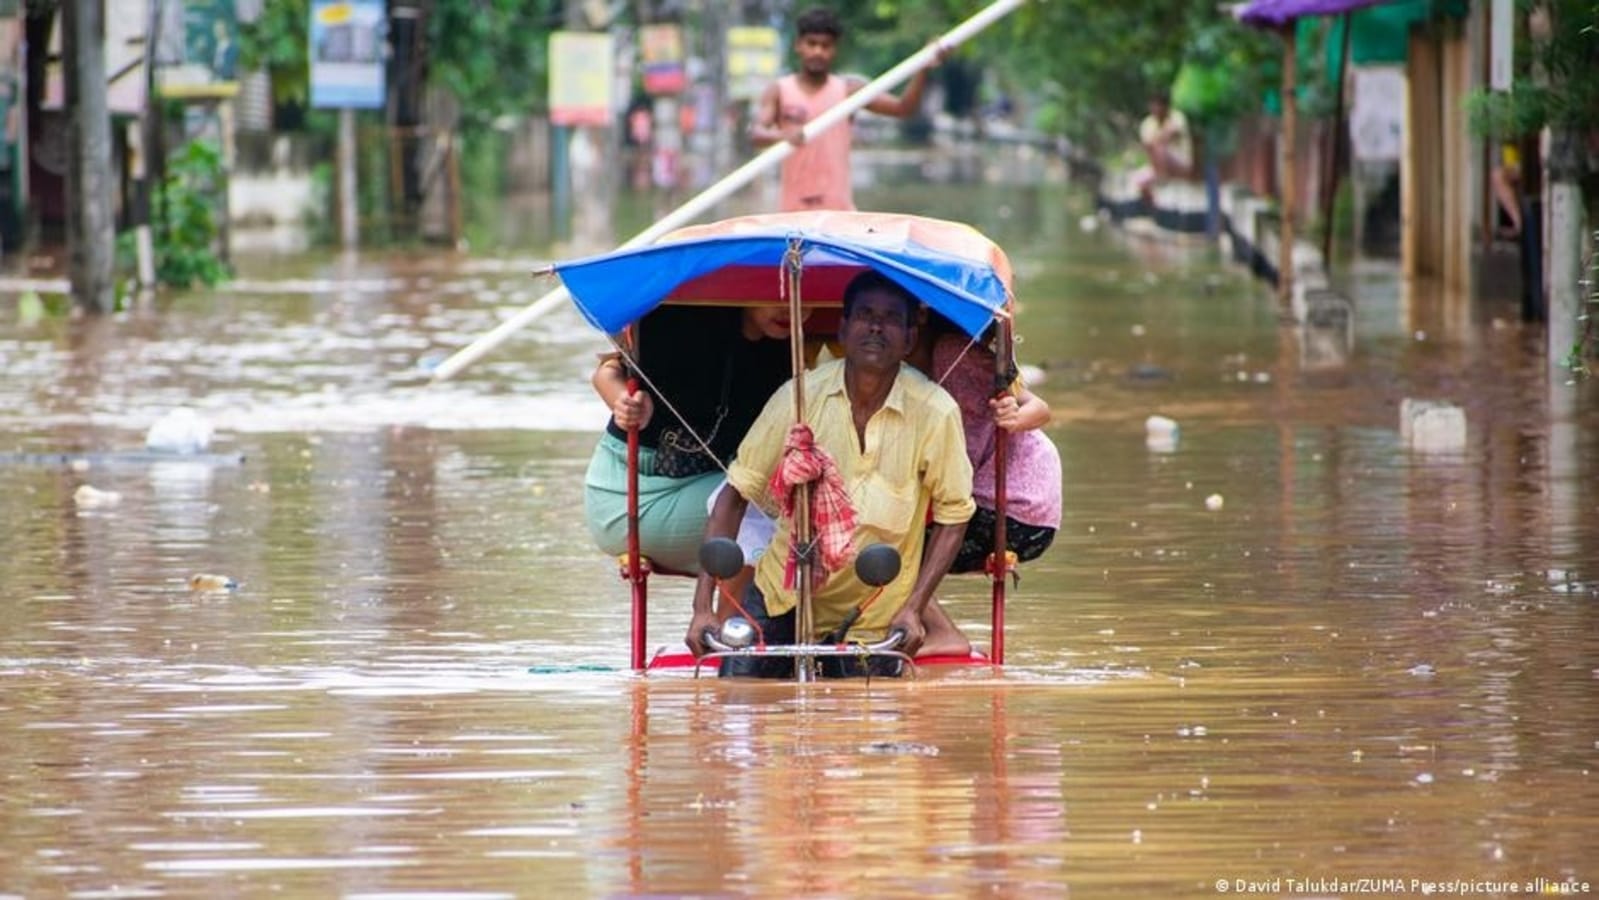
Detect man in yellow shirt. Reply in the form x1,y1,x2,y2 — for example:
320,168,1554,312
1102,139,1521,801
686,270,974,677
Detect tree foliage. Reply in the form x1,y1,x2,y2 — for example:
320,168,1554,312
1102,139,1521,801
1465,1,1599,142
424,0,564,127
154,140,230,288
999,0,1192,153
239,0,310,108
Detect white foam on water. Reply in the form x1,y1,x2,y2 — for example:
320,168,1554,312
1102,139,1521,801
208,390,608,434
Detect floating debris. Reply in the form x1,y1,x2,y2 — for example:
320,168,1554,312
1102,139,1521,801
146,408,215,455
1407,663,1437,677
1145,415,1179,453
860,741,939,757
73,485,122,508
1205,494,1225,512
188,574,239,593
1400,398,1467,454
527,664,620,674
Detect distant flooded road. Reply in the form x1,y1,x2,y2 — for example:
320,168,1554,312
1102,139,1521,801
2,165,1596,897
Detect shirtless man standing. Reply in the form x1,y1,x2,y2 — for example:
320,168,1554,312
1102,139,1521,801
752,6,940,212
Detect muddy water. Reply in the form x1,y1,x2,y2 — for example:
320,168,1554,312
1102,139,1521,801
2,176,1597,898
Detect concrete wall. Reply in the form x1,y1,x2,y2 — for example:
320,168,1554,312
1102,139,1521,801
230,135,315,228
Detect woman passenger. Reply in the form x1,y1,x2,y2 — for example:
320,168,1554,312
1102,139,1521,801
584,305,798,574
909,312,1062,656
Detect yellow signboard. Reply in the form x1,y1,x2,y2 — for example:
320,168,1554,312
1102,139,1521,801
550,31,614,127
726,26,780,101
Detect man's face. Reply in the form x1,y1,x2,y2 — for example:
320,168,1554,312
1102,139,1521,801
795,32,838,78
841,288,916,374
1149,98,1169,120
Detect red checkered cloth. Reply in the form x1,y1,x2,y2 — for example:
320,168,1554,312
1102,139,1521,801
767,423,857,589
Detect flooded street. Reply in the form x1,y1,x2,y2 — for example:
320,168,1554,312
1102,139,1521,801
2,169,1597,897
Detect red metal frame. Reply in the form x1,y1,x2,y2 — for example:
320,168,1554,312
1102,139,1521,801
611,222,1018,674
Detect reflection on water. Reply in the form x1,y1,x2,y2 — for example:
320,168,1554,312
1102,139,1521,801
1,170,1596,896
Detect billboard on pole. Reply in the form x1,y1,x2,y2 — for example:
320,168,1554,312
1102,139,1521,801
639,24,685,96
310,0,385,109
726,26,779,101
150,0,240,100
549,31,613,127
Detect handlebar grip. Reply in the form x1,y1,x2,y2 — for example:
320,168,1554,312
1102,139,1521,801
700,627,732,653
866,629,907,651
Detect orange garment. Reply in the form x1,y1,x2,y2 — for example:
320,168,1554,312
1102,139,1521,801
776,74,854,212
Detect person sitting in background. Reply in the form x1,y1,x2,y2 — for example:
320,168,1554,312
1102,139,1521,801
1133,91,1194,206
1490,143,1524,240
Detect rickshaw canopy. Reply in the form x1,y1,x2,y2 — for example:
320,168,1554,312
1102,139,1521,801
551,211,1016,339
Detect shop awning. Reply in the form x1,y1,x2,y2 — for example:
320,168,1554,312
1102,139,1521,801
1235,0,1394,27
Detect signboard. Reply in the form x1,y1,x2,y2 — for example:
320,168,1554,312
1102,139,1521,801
43,0,154,112
549,31,613,127
1489,0,1512,92
1,14,21,148
726,26,779,101
1349,65,1403,163
639,23,685,96
310,0,386,109
153,0,240,99
106,0,151,113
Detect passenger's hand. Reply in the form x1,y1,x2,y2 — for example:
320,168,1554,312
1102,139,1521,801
888,606,927,657
990,394,1023,432
686,609,721,657
612,390,654,431
925,40,950,69
782,123,807,146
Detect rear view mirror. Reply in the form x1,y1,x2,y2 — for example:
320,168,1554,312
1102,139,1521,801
854,543,901,587
699,537,745,580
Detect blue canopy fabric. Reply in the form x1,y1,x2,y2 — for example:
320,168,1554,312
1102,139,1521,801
1236,0,1394,27
552,223,1012,340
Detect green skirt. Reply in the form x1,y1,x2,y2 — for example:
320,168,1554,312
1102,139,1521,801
583,431,724,574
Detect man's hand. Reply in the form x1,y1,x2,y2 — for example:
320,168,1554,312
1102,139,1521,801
887,605,928,657
686,608,721,657
611,390,654,431
781,122,807,146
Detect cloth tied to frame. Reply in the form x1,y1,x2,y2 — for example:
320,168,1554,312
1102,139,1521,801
767,423,857,589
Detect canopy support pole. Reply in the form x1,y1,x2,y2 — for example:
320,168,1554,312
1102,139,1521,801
989,318,1014,666
621,328,647,671
783,241,816,682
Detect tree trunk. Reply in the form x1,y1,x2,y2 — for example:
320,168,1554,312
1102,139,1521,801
63,0,117,314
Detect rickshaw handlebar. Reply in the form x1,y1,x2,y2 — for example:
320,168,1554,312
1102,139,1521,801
700,629,907,655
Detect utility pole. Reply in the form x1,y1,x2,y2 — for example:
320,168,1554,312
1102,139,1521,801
338,107,358,248
63,0,117,313
1533,3,1585,368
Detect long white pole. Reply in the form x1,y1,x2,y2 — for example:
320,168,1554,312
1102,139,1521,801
428,0,1029,383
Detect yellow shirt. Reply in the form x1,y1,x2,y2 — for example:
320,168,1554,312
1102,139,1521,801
727,359,975,639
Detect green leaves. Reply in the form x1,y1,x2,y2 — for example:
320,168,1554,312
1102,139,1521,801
241,0,311,108
153,140,230,289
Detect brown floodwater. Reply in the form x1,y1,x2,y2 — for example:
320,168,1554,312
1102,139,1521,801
2,171,1597,898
